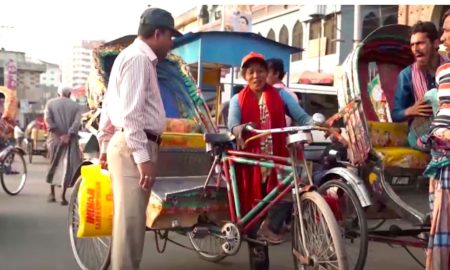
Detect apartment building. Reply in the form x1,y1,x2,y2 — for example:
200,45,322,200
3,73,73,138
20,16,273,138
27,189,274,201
62,40,104,88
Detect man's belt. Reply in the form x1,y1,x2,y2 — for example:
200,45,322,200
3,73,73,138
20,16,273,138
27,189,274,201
115,128,162,145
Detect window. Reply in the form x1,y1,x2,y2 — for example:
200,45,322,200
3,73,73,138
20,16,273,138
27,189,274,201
383,15,397,25
380,5,398,26
279,25,289,45
267,29,275,41
292,21,303,61
309,19,321,40
362,12,379,39
324,15,337,54
199,5,209,24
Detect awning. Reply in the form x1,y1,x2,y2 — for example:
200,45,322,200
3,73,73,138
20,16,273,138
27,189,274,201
72,86,86,97
298,71,334,85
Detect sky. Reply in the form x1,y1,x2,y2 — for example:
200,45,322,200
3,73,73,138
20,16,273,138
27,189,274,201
0,0,195,64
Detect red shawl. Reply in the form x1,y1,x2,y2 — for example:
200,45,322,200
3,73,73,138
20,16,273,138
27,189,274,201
235,85,288,215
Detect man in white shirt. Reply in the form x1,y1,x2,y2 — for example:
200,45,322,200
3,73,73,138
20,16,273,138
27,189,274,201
97,8,181,270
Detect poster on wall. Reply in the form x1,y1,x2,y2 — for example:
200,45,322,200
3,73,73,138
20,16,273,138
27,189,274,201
222,5,252,32
4,59,17,91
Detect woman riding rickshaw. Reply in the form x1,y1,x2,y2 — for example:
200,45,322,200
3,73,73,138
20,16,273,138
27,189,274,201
228,52,336,269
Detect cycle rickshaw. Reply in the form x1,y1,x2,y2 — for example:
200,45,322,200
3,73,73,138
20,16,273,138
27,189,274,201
68,31,347,270
0,86,27,195
316,24,434,269
23,115,48,163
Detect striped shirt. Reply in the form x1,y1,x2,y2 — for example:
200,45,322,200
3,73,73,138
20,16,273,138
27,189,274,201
98,38,166,164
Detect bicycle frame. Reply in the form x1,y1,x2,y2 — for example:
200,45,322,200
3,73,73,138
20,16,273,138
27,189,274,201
204,141,313,236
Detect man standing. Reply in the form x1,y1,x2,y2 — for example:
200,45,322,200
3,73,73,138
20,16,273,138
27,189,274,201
392,21,447,148
45,86,82,205
266,58,300,126
97,8,180,270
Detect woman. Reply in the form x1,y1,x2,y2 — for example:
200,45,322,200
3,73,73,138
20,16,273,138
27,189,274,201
227,52,313,269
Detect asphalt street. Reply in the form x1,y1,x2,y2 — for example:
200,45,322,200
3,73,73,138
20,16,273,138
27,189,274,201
0,156,425,270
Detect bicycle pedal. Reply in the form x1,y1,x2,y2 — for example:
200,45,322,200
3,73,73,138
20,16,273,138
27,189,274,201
243,236,268,246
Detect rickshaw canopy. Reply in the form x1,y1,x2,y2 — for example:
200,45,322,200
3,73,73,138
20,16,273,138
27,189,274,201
172,31,302,73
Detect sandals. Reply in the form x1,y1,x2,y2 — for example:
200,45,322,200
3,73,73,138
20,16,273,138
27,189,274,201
257,221,284,245
47,194,56,203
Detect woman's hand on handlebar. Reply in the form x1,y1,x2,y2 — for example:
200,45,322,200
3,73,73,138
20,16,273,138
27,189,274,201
231,122,257,149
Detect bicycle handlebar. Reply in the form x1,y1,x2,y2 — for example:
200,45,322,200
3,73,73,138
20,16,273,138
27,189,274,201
243,124,347,148
244,124,328,134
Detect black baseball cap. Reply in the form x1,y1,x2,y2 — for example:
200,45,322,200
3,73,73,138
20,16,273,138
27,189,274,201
139,8,182,37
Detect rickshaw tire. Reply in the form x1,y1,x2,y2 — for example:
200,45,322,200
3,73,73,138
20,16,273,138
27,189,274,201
1,149,27,196
318,179,368,270
187,227,227,263
292,191,348,270
69,177,111,270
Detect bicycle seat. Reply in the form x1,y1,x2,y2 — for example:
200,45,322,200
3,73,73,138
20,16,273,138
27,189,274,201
204,132,234,144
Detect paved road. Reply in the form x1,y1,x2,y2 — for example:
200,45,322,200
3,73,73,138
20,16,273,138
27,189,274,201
0,156,425,269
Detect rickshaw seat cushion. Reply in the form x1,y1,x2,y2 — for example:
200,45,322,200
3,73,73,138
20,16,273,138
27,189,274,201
160,132,205,149
165,118,200,133
374,146,430,169
31,128,47,141
368,121,408,147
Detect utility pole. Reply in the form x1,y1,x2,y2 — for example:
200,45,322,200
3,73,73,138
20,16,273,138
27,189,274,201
354,5,362,49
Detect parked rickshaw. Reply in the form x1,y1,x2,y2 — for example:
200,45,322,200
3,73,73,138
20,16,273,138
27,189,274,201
23,115,48,163
0,86,27,195
316,24,432,269
68,31,347,270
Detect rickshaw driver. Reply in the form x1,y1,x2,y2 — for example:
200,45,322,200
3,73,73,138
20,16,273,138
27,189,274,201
228,52,338,270
392,21,447,149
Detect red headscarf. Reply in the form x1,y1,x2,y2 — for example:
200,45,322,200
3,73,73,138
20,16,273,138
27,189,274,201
235,84,288,215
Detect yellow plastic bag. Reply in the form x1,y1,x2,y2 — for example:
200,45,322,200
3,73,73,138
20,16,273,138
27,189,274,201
77,164,113,237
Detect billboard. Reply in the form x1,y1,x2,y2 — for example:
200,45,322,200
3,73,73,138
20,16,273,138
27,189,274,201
222,5,252,32
4,59,17,90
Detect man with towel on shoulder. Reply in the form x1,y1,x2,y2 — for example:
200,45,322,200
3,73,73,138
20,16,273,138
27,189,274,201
392,21,447,149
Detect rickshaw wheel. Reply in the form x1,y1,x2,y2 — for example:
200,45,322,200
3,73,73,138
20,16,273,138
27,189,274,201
69,177,111,270
0,148,27,196
319,179,368,270
292,191,348,270
187,223,227,262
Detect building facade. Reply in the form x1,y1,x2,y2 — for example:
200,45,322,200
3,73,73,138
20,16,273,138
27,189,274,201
39,62,61,87
398,5,450,27
62,40,104,88
175,5,399,83
0,49,48,125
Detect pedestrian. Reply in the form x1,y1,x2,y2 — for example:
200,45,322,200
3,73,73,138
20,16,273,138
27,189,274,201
44,85,82,205
266,58,300,126
97,7,180,270
424,9,450,270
